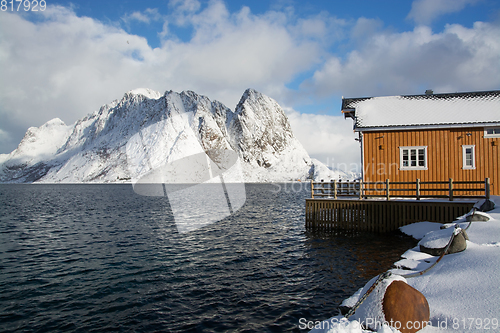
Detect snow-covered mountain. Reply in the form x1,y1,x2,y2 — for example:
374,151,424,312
0,88,350,183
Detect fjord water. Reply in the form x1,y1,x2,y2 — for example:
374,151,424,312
0,184,416,332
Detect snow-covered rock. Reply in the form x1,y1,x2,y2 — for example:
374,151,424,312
309,198,500,333
0,88,346,183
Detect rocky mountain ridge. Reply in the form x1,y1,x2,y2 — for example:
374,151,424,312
0,88,349,183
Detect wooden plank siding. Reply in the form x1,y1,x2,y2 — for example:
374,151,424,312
362,127,499,196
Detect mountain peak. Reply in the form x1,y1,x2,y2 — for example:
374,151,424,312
236,88,263,109
124,88,162,100
0,88,344,183
44,118,67,127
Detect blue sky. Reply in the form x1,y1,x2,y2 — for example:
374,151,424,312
1,0,500,166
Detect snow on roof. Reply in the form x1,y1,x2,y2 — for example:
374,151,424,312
342,90,500,130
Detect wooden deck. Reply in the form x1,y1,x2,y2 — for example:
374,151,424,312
305,178,488,232
305,198,475,233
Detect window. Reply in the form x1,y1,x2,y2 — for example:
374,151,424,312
462,145,475,169
400,146,427,170
484,127,500,138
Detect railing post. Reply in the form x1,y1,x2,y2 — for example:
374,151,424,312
416,178,420,200
449,178,454,201
333,179,338,199
386,179,390,201
310,179,314,199
358,179,362,200
485,178,490,200
321,179,324,197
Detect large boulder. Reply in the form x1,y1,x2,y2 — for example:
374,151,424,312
419,227,468,256
348,274,430,332
383,280,430,333
475,199,496,212
465,211,491,222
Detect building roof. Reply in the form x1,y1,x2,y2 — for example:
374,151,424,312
342,90,500,131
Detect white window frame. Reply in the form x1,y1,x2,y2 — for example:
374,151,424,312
462,145,476,170
484,127,500,138
399,146,428,170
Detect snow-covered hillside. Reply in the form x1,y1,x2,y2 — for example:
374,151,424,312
0,88,349,183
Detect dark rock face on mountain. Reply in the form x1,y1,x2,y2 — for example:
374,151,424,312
0,88,343,183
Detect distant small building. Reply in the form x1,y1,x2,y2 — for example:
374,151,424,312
342,90,500,195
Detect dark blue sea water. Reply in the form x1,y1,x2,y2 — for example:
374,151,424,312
0,184,416,332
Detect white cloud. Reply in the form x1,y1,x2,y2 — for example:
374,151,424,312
306,22,500,98
350,17,384,41
0,129,10,145
122,8,162,25
1,0,499,167
0,6,152,136
0,1,326,156
285,108,360,168
407,0,480,25
291,12,348,45
167,0,202,26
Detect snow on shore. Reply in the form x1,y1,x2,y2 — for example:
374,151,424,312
307,197,500,333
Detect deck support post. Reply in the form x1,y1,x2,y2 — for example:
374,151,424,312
358,179,363,200
449,178,454,201
416,178,421,200
386,179,390,201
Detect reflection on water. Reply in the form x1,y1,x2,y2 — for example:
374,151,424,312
0,183,416,332
303,229,417,281
166,183,246,233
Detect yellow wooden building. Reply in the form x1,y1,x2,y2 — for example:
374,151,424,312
342,90,500,196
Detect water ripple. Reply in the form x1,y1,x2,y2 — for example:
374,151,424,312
0,184,416,332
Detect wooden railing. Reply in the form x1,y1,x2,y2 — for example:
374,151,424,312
310,178,490,201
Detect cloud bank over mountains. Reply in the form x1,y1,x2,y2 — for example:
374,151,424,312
1,0,499,167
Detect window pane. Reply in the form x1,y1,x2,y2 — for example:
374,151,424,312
464,146,474,167
401,147,427,169
410,149,416,166
418,149,425,166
